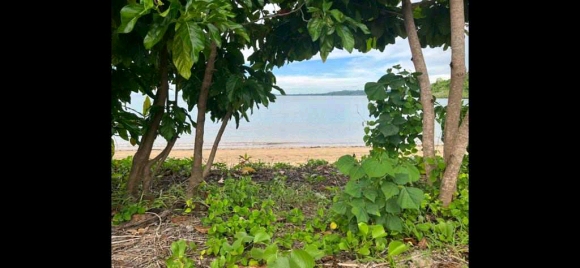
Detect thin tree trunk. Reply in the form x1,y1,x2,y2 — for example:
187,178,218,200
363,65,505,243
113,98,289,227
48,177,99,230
402,0,436,182
141,135,177,197
443,0,467,163
126,45,170,198
439,110,468,207
187,42,218,198
203,109,233,178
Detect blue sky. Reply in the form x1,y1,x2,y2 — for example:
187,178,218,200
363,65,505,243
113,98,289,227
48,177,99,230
244,36,470,95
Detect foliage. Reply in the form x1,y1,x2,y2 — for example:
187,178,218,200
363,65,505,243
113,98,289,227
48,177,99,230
363,65,424,157
434,100,470,144
112,201,147,225
431,73,469,98
166,239,197,268
332,151,424,234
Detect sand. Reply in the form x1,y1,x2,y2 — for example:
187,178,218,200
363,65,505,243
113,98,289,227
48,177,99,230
113,145,444,167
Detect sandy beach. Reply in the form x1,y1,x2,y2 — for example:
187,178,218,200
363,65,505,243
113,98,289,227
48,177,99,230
113,145,444,166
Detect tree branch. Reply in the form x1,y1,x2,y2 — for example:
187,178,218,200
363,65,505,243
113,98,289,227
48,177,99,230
247,2,305,24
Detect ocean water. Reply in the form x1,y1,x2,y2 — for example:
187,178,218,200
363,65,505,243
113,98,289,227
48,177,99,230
113,95,465,150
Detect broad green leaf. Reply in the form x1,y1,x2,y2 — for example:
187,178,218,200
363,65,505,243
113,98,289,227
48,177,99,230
385,214,403,232
391,115,407,125
403,162,420,182
307,18,324,41
173,21,206,79
361,158,390,178
393,170,410,185
397,187,424,210
303,244,325,260
349,165,366,180
358,222,369,236
381,182,399,200
329,9,345,22
144,15,171,49
319,35,333,62
143,0,154,10
388,240,409,257
366,202,381,216
253,231,271,243
335,155,356,175
364,82,388,100
416,223,431,232
206,24,222,48
351,206,369,223
250,248,264,260
385,198,401,214
289,249,315,268
363,189,378,202
269,256,290,268
331,201,347,214
357,246,370,256
226,75,242,100
335,25,354,52
344,181,362,198
371,225,387,239
377,113,392,124
322,0,333,11
263,244,279,264
118,4,150,33
143,96,151,116
378,124,399,137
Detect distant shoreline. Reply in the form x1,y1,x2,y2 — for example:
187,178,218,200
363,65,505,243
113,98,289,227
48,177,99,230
112,145,444,166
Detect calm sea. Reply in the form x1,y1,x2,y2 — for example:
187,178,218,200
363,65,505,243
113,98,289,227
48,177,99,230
113,96,466,150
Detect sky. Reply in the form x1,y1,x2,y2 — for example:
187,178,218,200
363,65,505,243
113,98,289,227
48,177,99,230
242,35,469,95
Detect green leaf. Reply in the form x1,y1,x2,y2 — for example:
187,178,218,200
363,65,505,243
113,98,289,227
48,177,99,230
393,171,409,185
397,187,424,210
143,0,154,10
335,155,357,175
381,182,399,200
143,96,151,116
226,75,242,100
364,82,388,100
206,24,222,48
319,35,333,62
331,201,348,214
289,249,315,268
386,214,403,232
363,189,378,202
303,244,325,260
263,244,279,264
361,158,390,178
366,202,380,216
270,256,290,268
118,4,151,33
322,0,333,12
388,240,409,257
329,9,345,22
403,162,420,182
307,18,324,41
250,248,264,260
384,198,401,214
357,246,370,256
378,124,399,137
253,231,271,243
358,222,369,236
144,15,171,49
349,165,366,180
335,25,354,53
351,206,369,223
173,21,206,79
371,225,387,239
344,181,362,198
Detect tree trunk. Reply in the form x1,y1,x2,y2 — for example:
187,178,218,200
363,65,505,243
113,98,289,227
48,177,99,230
187,42,218,198
126,45,170,198
439,110,468,207
402,0,436,181
203,110,233,178
443,0,467,163
141,135,177,197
